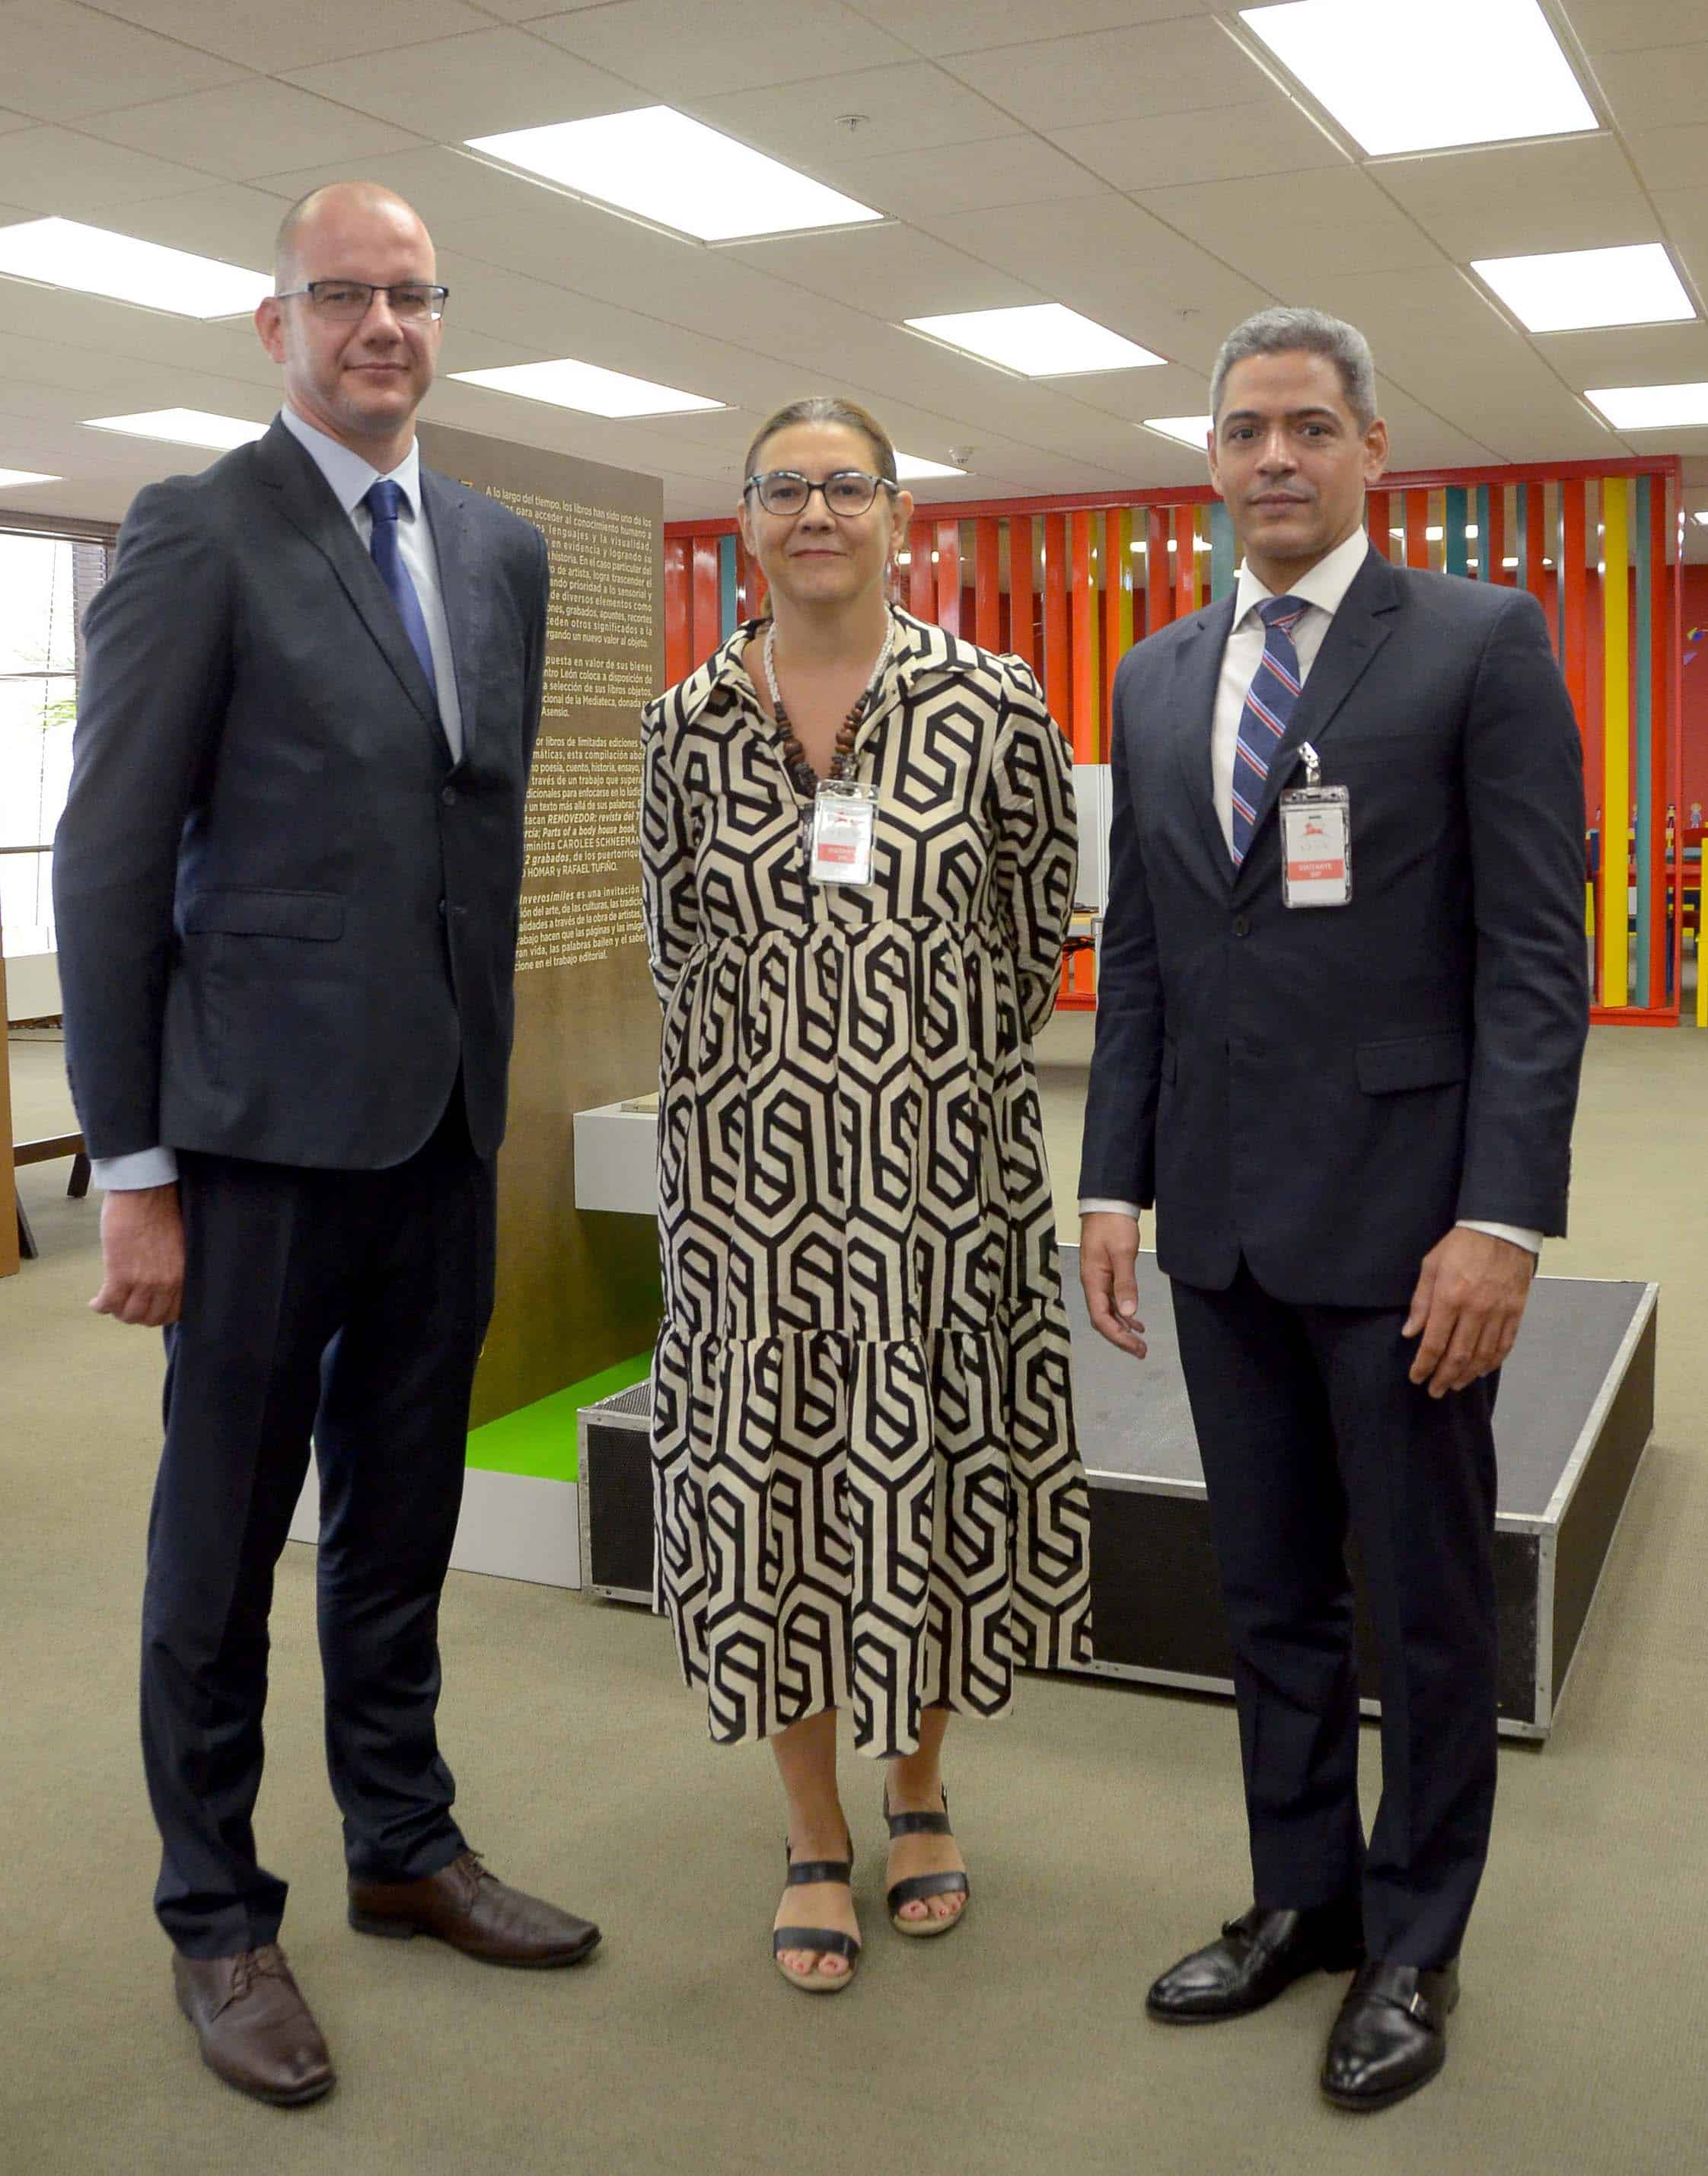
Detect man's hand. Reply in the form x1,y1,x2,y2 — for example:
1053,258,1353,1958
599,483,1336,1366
1403,1227,1534,1397
92,1184,185,1327
1079,1211,1147,1359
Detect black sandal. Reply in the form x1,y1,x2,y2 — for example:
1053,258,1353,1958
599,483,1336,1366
883,1788,970,1939
772,1839,861,1994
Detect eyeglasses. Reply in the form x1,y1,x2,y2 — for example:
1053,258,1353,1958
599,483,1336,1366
275,281,450,324
744,469,898,518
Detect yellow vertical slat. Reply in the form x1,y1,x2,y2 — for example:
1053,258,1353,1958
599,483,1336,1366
1601,478,1630,1009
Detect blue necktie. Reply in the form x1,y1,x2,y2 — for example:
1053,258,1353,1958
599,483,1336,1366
1229,594,1308,866
364,478,437,700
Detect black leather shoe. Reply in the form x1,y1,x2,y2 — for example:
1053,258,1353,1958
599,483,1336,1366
1321,1959,1460,2111
1146,1901,1365,2023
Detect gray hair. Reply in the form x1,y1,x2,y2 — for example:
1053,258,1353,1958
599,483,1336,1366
1209,307,1378,429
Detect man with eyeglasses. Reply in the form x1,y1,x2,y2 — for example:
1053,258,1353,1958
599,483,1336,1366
53,180,599,2112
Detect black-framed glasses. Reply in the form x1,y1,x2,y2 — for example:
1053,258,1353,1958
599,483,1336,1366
744,468,898,518
275,281,450,324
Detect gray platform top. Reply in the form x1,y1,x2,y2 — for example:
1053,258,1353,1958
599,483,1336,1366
1063,1248,1652,1521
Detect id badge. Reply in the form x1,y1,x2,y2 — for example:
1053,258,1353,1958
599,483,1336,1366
1279,785,1352,908
808,781,878,885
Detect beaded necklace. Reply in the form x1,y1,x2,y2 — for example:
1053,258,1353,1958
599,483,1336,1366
760,611,895,801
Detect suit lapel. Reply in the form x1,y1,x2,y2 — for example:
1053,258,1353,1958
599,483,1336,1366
420,469,483,764
253,419,440,733
1170,596,1238,884
1232,550,1398,899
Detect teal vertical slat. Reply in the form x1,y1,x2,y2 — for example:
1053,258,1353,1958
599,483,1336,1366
1209,502,1235,601
1444,485,1469,577
718,534,738,637
1475,485,1491,580
1633,476,1654,1003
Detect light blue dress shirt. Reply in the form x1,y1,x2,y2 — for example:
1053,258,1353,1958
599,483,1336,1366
92,404,461,1192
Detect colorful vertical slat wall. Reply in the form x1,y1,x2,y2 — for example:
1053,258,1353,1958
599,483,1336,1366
664,460,1684,1023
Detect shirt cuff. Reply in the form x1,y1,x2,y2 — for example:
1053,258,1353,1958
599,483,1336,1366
1456,1219,1542,1256
91,1147,180,1190
1079,1199,1141,1220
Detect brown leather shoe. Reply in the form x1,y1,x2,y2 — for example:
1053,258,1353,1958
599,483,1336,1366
172,1946,335,2108
348,1850,601,1968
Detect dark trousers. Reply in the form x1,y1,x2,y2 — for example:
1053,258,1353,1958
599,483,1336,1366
1170,1261,1499,1967
140,1093,496,1957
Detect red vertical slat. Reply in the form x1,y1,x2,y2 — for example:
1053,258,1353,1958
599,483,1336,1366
1560,479,1592,973
935,519,961,635
1405,490,1429,571
664,537,690,688
909,535,934,620
1524,482,1546,602
1043,511,1069,725
690,536,720,667
1648,479,1669,1008
1101,509,1129,753
974,516,1001,651
1069,509,1097,761
1367,489,1391,559
1009,518,1036,668
1146,507,1172,631
1173,505,1196,618
1487,486,1508,585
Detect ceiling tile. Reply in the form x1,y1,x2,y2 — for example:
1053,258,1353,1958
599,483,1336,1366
1560,0,1706,53
1373,136,1658,260
78,184,291,270
938,20,1273,132
81,0,494,74
1592,41,1708,132
1652,186,1708,289
284,29,642,140
524,0,915,100
86,81,427,181
0,110,35,135
814,132,1107,218
689,62,1017,164
1624,122,1708,193
258,147,568,235
0,126,213,215
1048,97,1345,192
845,0,1216,59
728,224,1042,317
1529,320,1708,384
0,1,252,123
1138,168,1442,286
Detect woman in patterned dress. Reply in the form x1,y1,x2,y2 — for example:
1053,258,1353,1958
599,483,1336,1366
640,397,1091,1993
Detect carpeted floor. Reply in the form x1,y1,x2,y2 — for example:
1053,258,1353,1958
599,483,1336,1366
4,1020,1707,2176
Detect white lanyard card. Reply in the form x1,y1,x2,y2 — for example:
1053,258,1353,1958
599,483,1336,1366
808,780,878,885
1278,742,1351,908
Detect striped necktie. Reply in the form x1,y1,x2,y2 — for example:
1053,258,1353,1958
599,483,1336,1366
364,478,438,700
1230,594,1307,867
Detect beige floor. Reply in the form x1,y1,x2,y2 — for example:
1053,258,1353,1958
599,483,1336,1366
5,1021,1708,2176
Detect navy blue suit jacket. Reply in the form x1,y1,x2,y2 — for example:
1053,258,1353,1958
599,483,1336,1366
1078,546,1589,1308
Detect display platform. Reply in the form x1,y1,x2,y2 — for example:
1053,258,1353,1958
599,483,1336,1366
580,1251,1656,1741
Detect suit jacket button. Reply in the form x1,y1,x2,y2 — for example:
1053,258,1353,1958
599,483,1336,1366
437,898,448,916
1232,913,1250,938
441,784,458,805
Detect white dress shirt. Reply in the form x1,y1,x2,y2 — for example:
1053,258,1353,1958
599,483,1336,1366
1080,525,1541,1257
92,405,461,1192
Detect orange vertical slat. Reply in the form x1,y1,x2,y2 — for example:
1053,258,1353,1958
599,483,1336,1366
1102,508,1130,752
664,537,690,688
690,536,721,669
1560,479,1592,971
1146,507,1171,632
1173,505,1196,618
935,519,961,634
974,516,1001,651
1069,509,1097,761
1649,481,1669,1008
1405,490,1429,570
1367,489,1391,559
909,536,934,620
1043,511,1069,725
1009,518,1036,668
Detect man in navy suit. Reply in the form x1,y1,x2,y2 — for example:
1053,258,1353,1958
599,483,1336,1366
55,183,599,2110
1078,307,1587,2111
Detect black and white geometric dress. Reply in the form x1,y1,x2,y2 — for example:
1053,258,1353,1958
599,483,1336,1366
639,608,1093,1757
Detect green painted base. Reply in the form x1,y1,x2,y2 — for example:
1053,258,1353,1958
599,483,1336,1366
464,1351,652,1484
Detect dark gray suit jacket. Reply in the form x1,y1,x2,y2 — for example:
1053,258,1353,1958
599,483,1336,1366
54,416,549,1169
1078,547,1589,1308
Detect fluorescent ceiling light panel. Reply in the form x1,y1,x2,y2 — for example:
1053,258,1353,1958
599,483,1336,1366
84,409,267,450
1140,415,1213,448
894,453,966,480
0,467,59,488
0,218,269,318
1585,383,1708,432
1473,244,1694,333
450,358,722,418
1693,511,1708,527
1239,0,1595,157
906,304,1164,377
466,109,881,244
